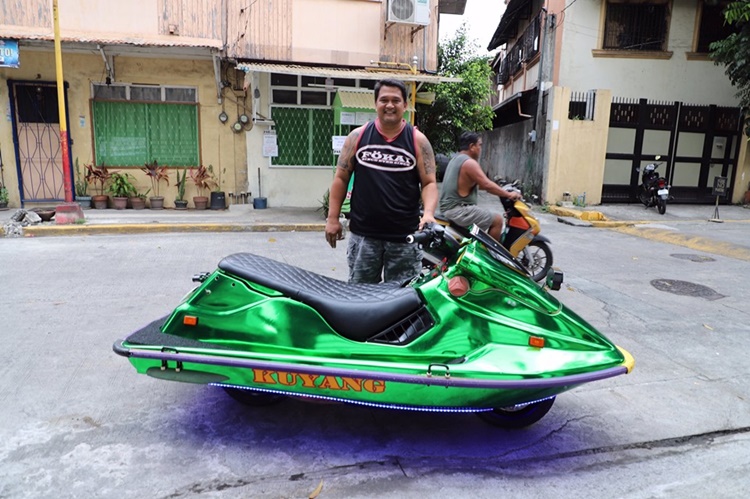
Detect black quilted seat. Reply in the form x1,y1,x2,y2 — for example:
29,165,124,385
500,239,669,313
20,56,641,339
218,253,422,342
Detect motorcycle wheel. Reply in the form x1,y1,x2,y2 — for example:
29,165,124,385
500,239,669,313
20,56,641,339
658,198,667,215
223,387,285,406
477,397,556,428
520,240,553,282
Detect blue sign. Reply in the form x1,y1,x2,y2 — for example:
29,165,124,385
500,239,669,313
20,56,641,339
0,40,20,68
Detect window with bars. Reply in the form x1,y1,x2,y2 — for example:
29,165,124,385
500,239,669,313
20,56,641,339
269,73,374,167
271,107,335,166
91,83,199,167
602,0,670,52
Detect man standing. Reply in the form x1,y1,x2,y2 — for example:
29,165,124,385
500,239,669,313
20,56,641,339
439,131,520,242
325,79,438,284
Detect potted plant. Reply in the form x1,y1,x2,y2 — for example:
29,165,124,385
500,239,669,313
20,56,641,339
107,171,137,209
189,165,216,210
74,159,92,209
85,164,111,209
130,188,149,210
0,184,9,210
209,164,226,210
141,160,169,209
174,168,188,210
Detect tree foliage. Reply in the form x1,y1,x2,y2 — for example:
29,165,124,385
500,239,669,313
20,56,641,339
416,25,494,154
710,1,750,132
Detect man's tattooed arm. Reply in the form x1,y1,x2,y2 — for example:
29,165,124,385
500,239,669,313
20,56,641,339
336,129,360,174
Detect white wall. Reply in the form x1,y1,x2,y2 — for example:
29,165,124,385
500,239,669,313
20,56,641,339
557,0,739,106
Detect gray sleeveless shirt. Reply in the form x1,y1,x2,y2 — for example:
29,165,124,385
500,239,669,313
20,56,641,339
438,153,476,212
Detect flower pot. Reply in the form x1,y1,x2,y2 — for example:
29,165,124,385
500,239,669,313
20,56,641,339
210,191,226,210
92,195,109,209
0,201,9,211
253,197,267,209
113,196,128,210
175,199,188,210
193,196,209,210
130,197,146,210
76,195,92,209
149,196,165,210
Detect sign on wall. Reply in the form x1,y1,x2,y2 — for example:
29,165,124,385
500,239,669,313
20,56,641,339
0,40,20,68
263,130,278,157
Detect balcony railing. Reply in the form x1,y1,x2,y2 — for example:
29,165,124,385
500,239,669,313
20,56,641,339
496,12,542,86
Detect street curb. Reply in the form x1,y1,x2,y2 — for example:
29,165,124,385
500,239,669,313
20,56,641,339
21,222,326,237
547,205,656,228
547,205,608,221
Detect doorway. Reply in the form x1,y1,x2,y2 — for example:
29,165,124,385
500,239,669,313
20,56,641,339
8,80,72,205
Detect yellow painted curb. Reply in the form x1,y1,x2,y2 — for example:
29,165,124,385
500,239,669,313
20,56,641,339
22,223,326,237
547,206,584,218
547,205,608,221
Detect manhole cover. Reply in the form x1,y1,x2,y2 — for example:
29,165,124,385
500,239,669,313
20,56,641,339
670,253,716,263
651,279,724,300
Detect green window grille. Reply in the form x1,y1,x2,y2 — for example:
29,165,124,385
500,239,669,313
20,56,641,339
271,107,335,166
92,100,199,167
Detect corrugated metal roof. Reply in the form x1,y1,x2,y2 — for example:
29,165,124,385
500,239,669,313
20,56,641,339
5,26,222,49
237,62,461,84
338,89,375,110
336,89,415,112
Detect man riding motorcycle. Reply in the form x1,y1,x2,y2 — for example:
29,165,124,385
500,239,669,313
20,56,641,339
438,131,520,243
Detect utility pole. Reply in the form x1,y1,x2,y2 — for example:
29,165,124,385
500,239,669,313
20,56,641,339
53,0,71,202
52,0,84,222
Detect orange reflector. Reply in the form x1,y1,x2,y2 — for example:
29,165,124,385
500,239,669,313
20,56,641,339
529,336,545,348
183,315,198,326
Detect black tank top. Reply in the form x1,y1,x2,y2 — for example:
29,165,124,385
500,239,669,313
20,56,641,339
349,120,421,241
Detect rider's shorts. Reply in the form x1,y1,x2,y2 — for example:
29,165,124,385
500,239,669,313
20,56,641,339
346,232,422,284
442,204,497,232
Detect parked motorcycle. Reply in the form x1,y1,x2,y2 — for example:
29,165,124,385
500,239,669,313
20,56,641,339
636,156,670,214
114,224,633,429
432,180,554,283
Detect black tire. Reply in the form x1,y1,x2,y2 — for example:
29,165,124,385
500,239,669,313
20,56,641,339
223,387,285,406
521,240,553,282
658,198,667,215
477,397,555,428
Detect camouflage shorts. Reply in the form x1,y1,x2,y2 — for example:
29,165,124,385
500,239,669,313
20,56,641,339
347,232,422,284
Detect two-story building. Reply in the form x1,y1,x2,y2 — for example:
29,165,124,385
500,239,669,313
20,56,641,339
483,0,749,206
0,0,464,210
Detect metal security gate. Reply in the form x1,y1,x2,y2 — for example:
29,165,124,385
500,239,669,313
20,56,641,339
602,98,742,204
8,81,72,205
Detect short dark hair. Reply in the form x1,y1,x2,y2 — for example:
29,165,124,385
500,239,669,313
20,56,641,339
459,131,481,151
374,79,407,102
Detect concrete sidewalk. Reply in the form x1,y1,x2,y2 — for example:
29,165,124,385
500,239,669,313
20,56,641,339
1,203,327,237
2,193,750,237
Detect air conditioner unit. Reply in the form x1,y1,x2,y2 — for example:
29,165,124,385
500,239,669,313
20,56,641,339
387,0,430,26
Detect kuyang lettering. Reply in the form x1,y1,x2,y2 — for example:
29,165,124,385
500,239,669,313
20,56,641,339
252,369,386,393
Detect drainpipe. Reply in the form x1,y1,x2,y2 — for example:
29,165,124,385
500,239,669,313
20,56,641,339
97,45,114,83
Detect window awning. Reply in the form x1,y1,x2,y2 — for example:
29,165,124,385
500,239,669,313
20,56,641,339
236,62,461,84
487,0,533,51
335,88,415,112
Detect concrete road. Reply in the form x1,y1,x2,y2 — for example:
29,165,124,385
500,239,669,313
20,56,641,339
1,222,749,498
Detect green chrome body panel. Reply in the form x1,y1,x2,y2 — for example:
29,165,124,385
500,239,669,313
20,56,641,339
118,238,631,409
